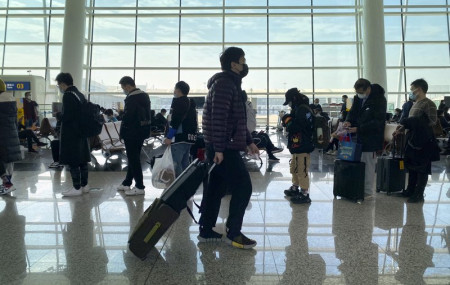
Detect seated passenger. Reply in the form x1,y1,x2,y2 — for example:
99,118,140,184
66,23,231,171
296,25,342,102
325,120,347,155
391,108,402,123
152,109,168,132
18,122,47,153
245,92,283,161
104,109,118,122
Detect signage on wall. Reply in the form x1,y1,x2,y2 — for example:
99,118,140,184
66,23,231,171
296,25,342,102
5,81,31,91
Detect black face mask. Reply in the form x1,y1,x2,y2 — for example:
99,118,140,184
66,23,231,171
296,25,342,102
240,64,249,78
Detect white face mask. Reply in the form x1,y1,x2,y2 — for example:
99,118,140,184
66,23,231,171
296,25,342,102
357,93,366,99
123,90,128,95
58,87,64,94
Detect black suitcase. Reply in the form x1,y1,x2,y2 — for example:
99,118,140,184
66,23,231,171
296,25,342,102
376,138,406,195
128,159,209,260
333,160,365,202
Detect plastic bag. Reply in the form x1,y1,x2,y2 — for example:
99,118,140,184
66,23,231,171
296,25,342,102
151,147,175,189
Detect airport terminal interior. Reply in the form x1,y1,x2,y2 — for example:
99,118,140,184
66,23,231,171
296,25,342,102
1,0,450,284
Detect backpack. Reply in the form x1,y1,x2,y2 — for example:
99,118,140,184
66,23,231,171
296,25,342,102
313,114,330,149
70,91,104,138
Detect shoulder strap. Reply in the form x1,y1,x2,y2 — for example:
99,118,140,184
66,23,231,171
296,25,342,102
69,91,83,103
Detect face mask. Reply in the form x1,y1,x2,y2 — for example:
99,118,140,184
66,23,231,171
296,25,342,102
123,90,128,96
409,92,417,101
342,99,346,103
357,93,366,99
240,64,249,78
58,87,64,94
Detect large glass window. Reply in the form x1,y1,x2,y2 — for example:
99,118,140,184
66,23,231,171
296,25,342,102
0,0,448,120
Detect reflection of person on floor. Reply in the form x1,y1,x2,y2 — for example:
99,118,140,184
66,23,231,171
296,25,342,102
395,203,434,284
198,243,256,284
332,199,378,285
0,197,27,284
280,204,326,285
164,200,197,284
63,197,108,284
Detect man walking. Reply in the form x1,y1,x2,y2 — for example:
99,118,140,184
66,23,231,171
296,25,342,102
198,47,259,249
117,76,151,196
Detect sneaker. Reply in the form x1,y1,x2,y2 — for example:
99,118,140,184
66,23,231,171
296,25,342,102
81,185,90,193
291,193,312,204
125,187,145,196
0,184,13,195
49,162,60,168
268,154,280,161
197,228,223,243
271,147,283,154
224,232,257,249
326,150,333,155
62,187,82,197
331,150,338,155
117,184,131,192
284,185,300,197
37,142,47,147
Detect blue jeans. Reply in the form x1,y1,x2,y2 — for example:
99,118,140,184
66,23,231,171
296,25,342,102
171,143,191,177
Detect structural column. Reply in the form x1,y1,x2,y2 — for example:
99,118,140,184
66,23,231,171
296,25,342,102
362,0,387,92
60,0,86,90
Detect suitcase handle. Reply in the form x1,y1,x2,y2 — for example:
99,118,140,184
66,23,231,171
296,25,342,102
392,134,404,159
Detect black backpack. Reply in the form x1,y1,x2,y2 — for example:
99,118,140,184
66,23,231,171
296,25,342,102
70,91,104,138
313,114,330,149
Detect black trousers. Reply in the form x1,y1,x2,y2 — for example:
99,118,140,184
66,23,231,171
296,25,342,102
252,132,275,152
51,140,60,162
122,137,145,189
199,145,252,237
69,163,88,189
325,138,339,152
18,129,39,151
406,169,428,194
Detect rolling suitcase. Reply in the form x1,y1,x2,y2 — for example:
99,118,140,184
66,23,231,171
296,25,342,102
128,159,209,260
333,159,365,202
376,137,406,195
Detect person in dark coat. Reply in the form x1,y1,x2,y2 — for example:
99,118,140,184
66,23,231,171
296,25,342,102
282,88,315,204
117,76,151,196
56,72,91,197
153,109,167,132
164,81,198,177
344,78,387,199
393,78,439,203
0,78,22,195
198,47,259,249
399,98,414,124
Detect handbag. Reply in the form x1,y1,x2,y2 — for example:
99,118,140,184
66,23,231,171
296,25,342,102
151,147,176,189
337,133,362,162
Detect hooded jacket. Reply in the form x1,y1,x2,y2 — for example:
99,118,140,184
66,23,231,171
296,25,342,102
346,84,387,152
0,93,22,163
202,71,252,152
167,96,198,144
120,88,151,140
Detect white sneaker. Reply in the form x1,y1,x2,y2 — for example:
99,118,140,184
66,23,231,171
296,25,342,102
326,150,333,155
117,184,131,192
62,187,83,197
331,150,338,155
0,185,13,195
125,187,145,196
81,185,90,193
49,162,60,168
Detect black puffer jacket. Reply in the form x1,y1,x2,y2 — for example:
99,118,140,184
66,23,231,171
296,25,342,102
120,89,151,140
0,99,21,163
346,84,387,152
202,71,252,152
59,86,91,166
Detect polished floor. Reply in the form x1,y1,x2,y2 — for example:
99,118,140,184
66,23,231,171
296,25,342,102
1,132,449,285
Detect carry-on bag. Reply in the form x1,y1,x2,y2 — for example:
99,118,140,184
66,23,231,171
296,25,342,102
128,159,210,260
333,159,365,202
376,136,406,195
